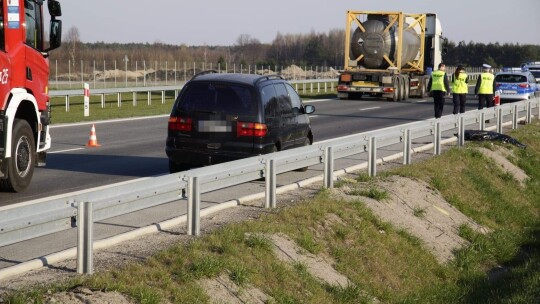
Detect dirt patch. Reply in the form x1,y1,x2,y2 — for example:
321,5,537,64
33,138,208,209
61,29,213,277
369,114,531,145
476,146,529,186
44,287,133,304
333,176,487,264
200,274,272,304
270,233,351,287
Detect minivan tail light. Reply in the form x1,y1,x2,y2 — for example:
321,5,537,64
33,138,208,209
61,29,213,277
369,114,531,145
168,116,192,131
237,122,267,137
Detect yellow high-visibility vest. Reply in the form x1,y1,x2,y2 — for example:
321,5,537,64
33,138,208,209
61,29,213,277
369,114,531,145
478,72,494,94
452,72,468,94
431,70,446,92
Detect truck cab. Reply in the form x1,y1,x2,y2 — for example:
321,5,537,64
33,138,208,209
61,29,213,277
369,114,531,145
0,0,62,192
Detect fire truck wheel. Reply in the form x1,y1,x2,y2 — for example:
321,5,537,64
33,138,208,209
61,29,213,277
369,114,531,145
0,119,35,192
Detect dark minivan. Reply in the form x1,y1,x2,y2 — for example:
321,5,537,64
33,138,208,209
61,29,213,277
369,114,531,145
166,71,315,173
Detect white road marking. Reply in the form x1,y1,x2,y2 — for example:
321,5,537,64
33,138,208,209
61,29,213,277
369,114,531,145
304,98,337,103
309,115,320,118
49,148,86,154
359,106,381,111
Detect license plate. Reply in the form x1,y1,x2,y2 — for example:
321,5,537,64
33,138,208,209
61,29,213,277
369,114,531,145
502,90,517,94
198,121,231,132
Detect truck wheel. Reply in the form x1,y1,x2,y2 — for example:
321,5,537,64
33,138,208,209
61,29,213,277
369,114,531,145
400,77,408,100
404,78,410,99
388,78,400,101
0,119,35,192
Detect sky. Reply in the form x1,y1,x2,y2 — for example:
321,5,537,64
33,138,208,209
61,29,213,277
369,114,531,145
58,0,540,46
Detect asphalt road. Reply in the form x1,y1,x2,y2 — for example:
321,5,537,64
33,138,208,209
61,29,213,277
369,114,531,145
0,94,476,206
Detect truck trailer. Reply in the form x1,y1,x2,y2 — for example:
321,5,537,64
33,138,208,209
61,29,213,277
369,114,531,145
337,11,447,101
0,0,62,192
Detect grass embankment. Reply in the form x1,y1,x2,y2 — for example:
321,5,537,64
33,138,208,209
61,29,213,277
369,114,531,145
49,86,337,124
4,127,539,302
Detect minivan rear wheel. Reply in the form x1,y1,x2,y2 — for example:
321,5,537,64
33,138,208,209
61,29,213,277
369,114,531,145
295,138,311,172
169,160,190,173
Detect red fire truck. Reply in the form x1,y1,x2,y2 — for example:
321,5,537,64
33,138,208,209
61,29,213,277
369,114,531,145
0,0,62,192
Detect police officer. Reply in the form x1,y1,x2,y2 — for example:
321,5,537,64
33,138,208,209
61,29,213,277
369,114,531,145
451,66,468,114
474,64,496,109
427,63,450,118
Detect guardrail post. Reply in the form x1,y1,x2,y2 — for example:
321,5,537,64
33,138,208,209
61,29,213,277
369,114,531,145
162,91,165,104
497,107,503,134
147,91,152,105
133,92,137,106
310,82,313,93
434,122,441,155
65,96,69,112
324,146,334,188
368,137,377,177
187,176,200,236
403,129,412,164
77,201,93,275
101,93,105,108
458,117,465,147
265,159,276,208
117,92,121,108
512,104,518,129
480,112,486,131
526,101,532,124
324,82,327,93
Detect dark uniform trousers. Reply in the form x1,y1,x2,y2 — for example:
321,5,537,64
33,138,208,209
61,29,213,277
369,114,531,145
478,94,494,109
432,91,446,118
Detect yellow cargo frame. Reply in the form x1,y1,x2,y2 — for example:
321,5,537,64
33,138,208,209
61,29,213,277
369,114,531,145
344,11,426,74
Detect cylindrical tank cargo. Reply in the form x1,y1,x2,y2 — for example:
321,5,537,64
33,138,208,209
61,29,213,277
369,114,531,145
350,16,421,69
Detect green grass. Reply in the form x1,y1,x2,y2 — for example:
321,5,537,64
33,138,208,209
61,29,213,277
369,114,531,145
3,121,540,303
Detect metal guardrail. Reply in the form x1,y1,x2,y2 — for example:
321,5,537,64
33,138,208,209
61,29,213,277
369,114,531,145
49,79,339,112
49,74,484,113
2,97,539,245
1,97,538,273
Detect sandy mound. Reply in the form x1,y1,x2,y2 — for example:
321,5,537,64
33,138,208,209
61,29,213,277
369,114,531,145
270,233,351,287
333,176,487,264
476,146,529,186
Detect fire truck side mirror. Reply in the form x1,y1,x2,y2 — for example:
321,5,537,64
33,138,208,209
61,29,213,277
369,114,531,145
46,20,62,52
48,0,62,17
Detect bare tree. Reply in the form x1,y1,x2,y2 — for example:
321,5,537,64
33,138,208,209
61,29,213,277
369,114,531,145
64,26,81,68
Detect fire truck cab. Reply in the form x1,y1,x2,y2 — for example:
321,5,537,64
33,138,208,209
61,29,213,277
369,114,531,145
0,0,62,192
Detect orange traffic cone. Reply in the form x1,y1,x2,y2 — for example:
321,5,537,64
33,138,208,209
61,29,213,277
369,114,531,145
86,124,100,147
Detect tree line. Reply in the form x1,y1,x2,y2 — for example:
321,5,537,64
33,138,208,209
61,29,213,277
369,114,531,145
53,26,540,74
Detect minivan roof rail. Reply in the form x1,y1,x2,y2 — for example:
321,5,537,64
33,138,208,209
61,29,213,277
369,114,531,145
255,74,284,85
191,70,218,80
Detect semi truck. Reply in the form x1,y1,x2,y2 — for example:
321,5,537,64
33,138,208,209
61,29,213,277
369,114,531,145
0,0,62,192
337,11,447,101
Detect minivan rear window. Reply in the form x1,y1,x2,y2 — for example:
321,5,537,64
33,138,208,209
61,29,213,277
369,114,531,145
177,82,257,115
495,74,528,83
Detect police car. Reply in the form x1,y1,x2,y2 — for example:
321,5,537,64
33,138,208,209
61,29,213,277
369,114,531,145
522,61,540,82
495,68,539,101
